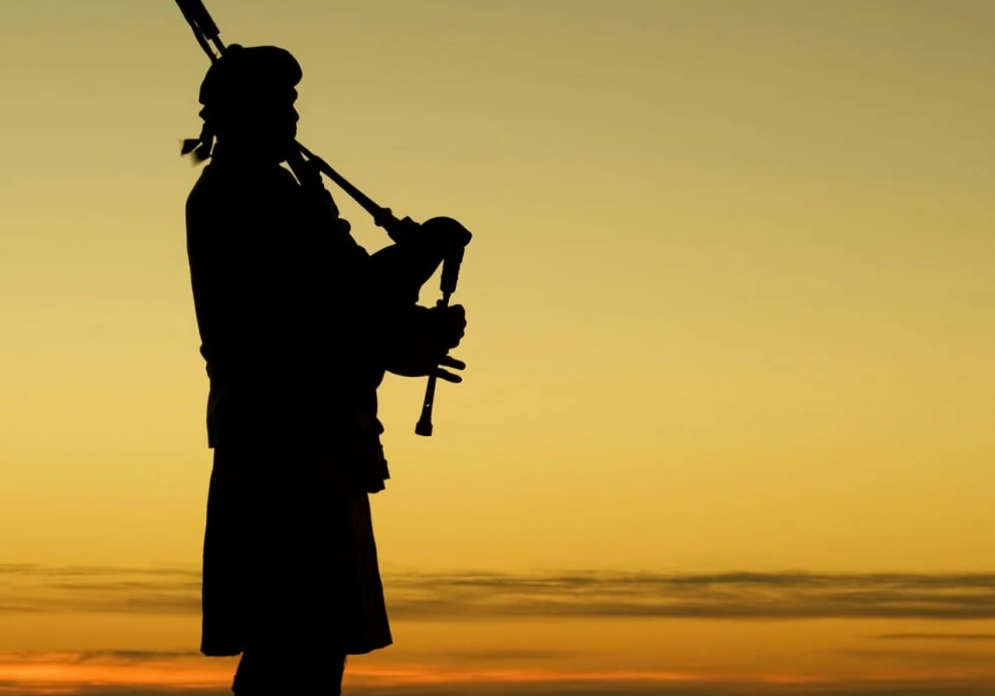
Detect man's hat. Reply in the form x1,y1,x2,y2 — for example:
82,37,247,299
182,44,302,161
198,44,302,108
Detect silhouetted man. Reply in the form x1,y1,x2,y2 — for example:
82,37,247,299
183,45,467,695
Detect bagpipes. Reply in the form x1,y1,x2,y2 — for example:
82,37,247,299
174,0,471,437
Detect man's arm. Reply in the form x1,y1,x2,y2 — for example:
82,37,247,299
291,170,469,380
378,303,467,381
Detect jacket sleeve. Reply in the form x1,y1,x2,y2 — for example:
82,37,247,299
187,169,354,376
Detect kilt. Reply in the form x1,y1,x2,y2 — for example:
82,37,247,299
200,442,393,657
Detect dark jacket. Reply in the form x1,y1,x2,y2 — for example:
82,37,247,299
186,148,397,488
188,149,413,656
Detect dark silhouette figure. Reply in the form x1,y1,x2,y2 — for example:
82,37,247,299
183,45,467,695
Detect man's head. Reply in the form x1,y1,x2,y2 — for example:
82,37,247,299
197,45,302,162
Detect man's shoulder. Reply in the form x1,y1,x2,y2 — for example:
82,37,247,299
185,164,224,212
187,162,300,209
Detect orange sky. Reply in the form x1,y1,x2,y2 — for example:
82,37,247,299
1,0,994,693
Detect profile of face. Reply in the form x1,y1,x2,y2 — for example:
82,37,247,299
218,89,300,162
199,46,303,163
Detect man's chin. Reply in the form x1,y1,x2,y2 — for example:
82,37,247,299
271,140,298,162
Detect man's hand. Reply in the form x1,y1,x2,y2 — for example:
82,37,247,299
384,304,468,383
434,304,466,350
431,304,466,382
433,354,467,383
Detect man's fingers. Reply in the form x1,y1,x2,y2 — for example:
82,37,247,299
437,353,466,382
436,368,463,384
439,355,466,371
448,304,467,322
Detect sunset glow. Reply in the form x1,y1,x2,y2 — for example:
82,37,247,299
1,0,993,694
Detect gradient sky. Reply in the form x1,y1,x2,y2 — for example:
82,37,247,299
1,1,994,694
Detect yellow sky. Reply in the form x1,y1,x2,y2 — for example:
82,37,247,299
1,0,994,693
